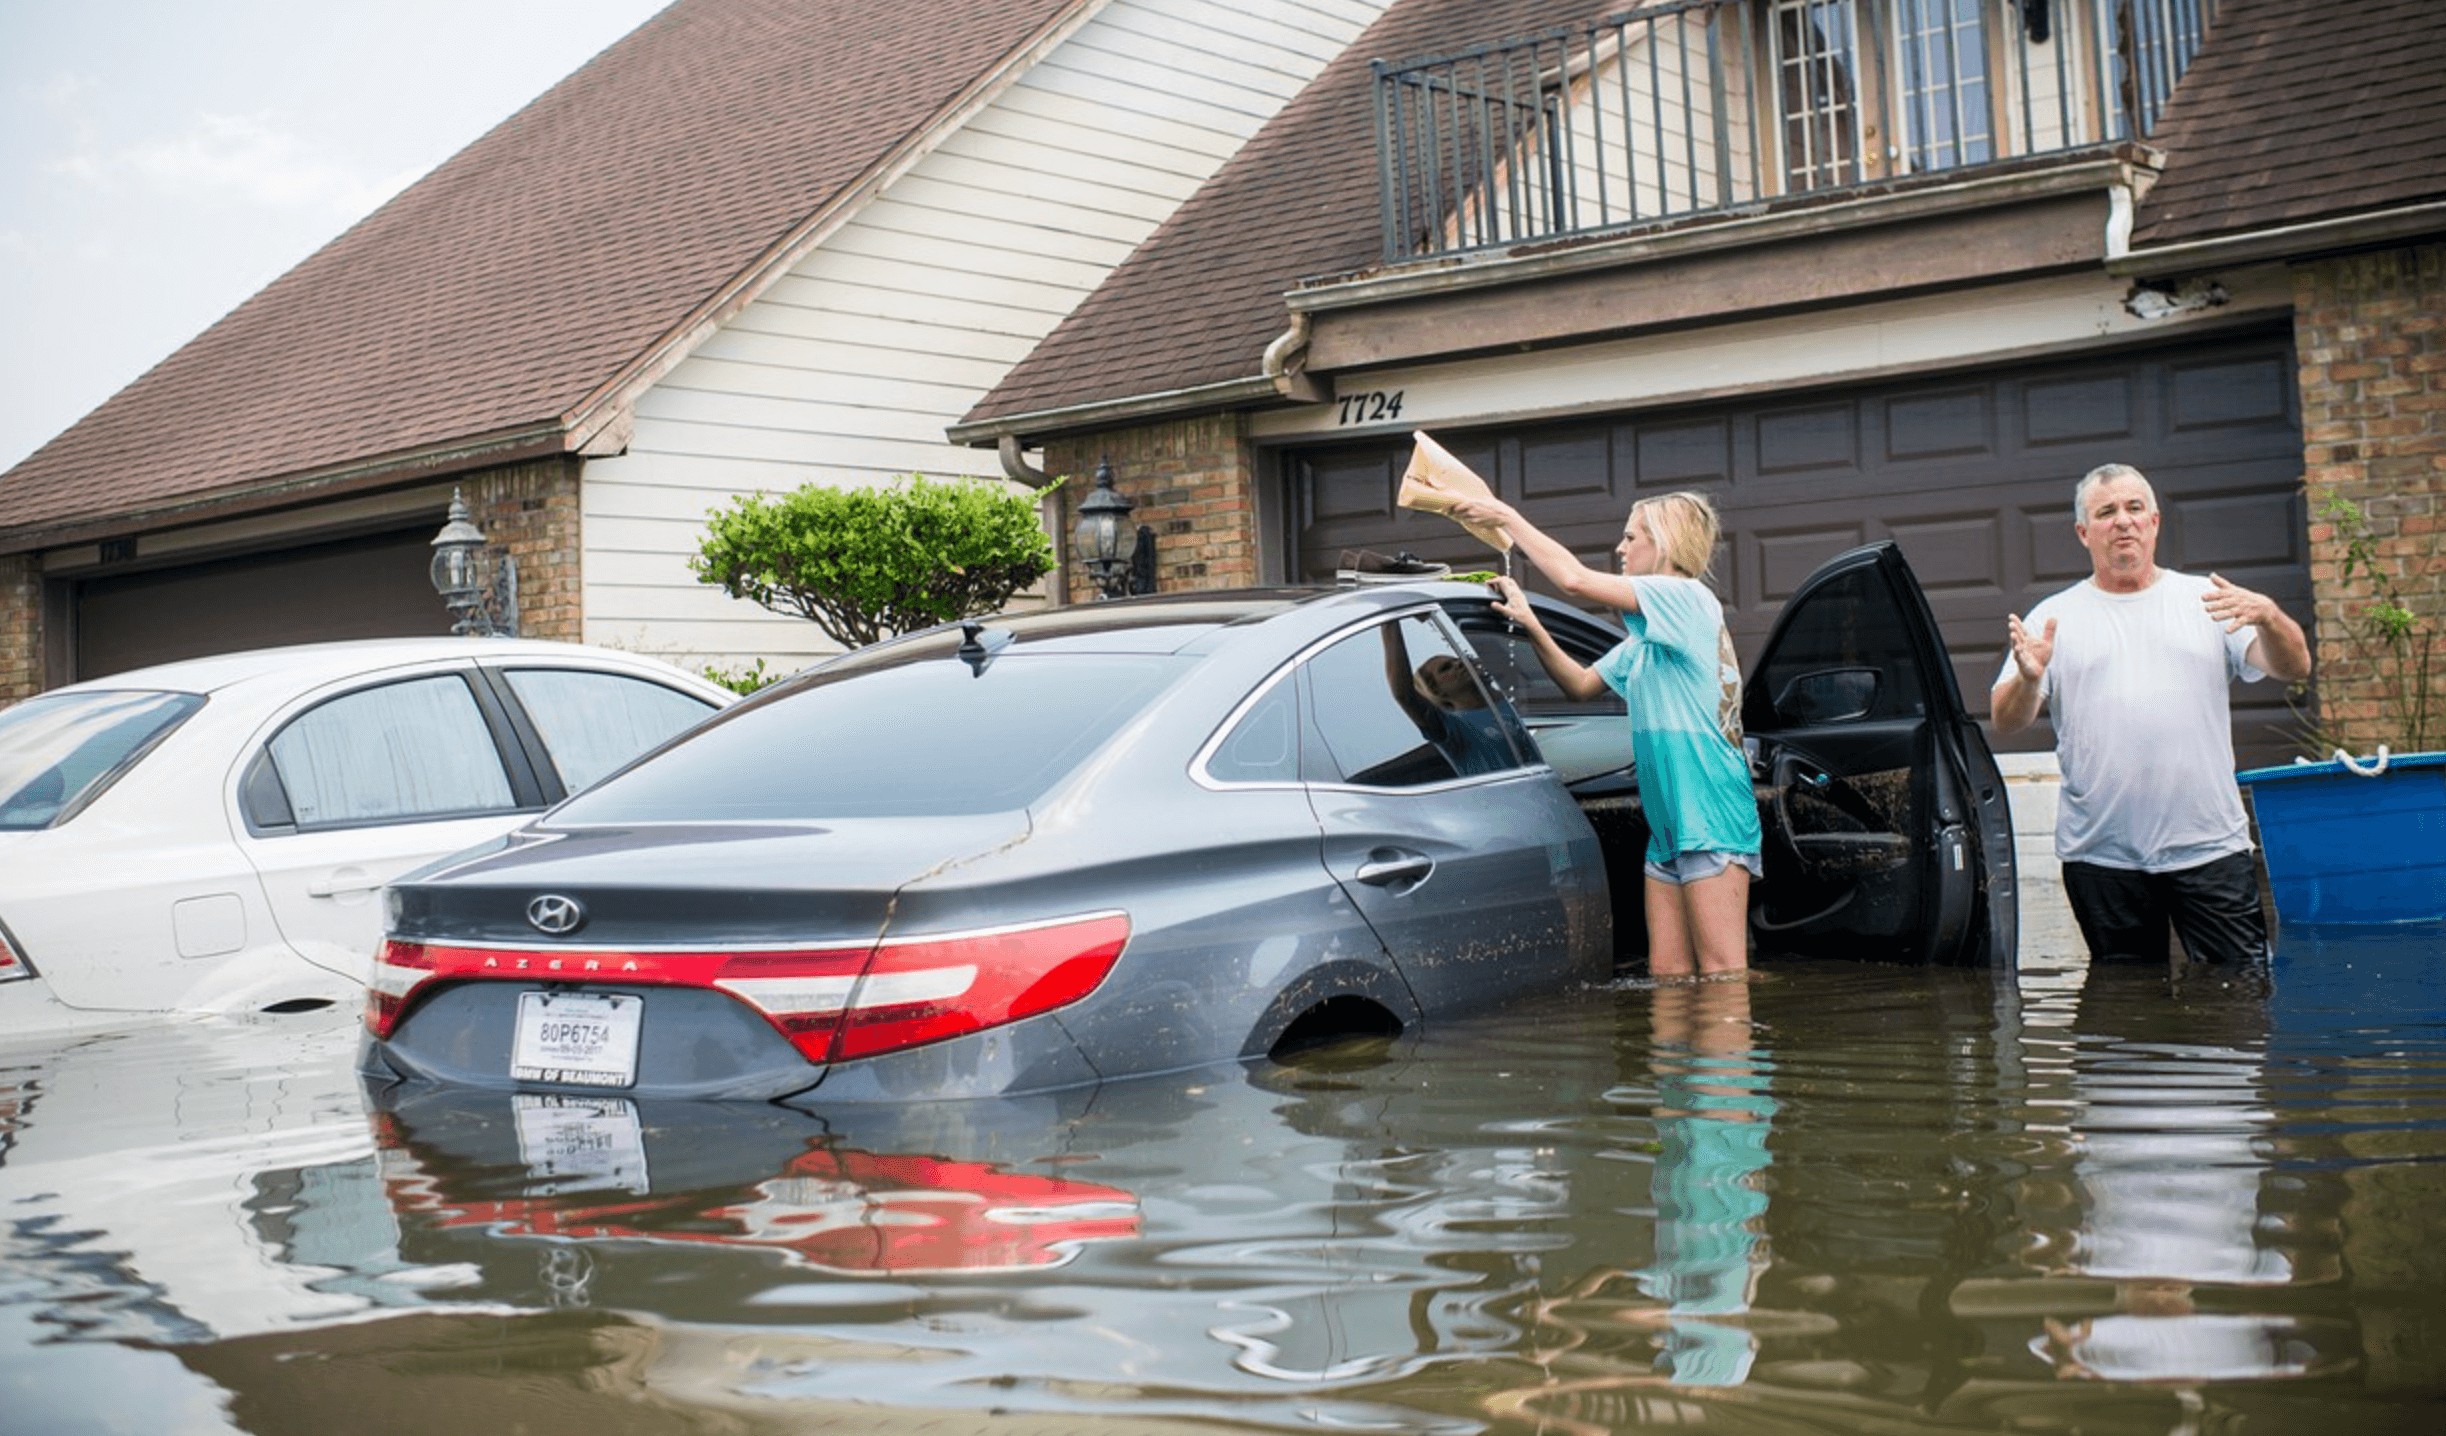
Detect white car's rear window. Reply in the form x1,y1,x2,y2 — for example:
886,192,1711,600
0,689,204,830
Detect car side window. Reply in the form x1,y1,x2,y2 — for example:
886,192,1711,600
1748,563,1927,725
1461,624,1615,715
501,669,719,794
265,674,517,828
1205,676,1301,784
1449,612,1642,785
1303,614,1525,788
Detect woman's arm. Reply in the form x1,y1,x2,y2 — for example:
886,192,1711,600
1447,497,1643,613
1490,577,1612,701
1377,622,1444,733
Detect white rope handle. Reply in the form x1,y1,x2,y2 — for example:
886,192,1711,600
2332,744,2392,777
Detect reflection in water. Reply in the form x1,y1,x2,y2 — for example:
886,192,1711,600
1636,980,1775,1386
5,929,2445,1434
1489,979,1777,1434
2022,961,2348,1386
371,1090,1144,1279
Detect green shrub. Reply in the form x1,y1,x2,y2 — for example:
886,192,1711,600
692,475,1056,650
2290,490,2440,757
700,657,778,696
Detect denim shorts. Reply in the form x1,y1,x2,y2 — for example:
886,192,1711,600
1643,849,1764,886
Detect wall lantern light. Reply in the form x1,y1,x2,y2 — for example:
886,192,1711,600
1071,458,1157,600
428,488,520,637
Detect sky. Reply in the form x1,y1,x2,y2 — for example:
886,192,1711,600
0,0,675,474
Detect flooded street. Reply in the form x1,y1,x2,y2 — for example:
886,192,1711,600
5,928,2444,1435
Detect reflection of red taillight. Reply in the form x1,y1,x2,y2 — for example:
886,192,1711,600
365,911,1129,1063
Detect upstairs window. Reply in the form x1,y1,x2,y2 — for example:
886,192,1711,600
1773,0,2001,188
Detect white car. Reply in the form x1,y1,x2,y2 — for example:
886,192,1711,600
0,638,733,1033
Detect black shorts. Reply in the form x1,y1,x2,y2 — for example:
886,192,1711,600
2061,850,2269,965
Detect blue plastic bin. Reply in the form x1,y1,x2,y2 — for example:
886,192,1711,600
2236,749,2446,925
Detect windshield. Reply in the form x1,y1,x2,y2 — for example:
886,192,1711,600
550,653,1188,823
0,689,206,831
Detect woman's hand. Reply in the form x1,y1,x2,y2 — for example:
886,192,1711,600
1446,496,1520,534
1489,575,1539,630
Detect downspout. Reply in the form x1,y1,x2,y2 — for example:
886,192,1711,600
998,434,1072,609
997,433,1055,488
2104,180,2136,267
1263,313,1327,402
2102,145,2162,269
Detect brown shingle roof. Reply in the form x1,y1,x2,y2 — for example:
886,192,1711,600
963,0,1582,430
2111,0,2445,248
1,0,1086,548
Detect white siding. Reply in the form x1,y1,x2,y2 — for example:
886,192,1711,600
584,0,1392,677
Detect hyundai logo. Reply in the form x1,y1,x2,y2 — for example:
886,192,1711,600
525,894,587,936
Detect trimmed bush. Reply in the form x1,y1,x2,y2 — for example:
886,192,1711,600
692,475,1056,650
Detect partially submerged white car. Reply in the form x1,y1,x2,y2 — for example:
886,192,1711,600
0,639,732,1033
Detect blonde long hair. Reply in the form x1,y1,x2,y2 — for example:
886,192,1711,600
1631,491,1723,582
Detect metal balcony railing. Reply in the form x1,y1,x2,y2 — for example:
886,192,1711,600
1372,0,2218,262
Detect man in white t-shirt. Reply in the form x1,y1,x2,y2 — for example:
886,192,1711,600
1991,464,2312,964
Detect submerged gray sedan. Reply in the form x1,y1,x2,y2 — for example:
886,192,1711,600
361,543,2012,1103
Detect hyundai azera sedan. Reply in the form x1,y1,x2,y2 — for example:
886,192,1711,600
361,543,2012,1103
0,639,732,1033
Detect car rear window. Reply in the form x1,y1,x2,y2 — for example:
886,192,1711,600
0,689,205,830
550,653,1188,822
499,667,720,793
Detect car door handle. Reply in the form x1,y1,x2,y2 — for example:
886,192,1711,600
1354,850,1433,889
306,868,383,898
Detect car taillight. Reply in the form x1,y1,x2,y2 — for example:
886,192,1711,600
364,912,1129,1064
0,920,33,984
365,939,437,1036
832,913,1131,1061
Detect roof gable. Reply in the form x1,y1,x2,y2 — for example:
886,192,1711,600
962,0,1581,431
3,0,1092,548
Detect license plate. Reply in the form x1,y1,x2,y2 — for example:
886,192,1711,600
513,1093,650,1194
512,990,642,1088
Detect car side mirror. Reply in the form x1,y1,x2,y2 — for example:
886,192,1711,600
1773,667,1880,725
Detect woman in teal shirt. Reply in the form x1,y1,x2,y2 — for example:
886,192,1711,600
1449,490,1761,979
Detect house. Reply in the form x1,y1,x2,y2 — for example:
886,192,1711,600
951,0,2446,773
0,0,1395,697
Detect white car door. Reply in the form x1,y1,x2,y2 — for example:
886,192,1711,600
235,669,540,986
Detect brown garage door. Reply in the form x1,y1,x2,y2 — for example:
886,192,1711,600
1284,330,2309,767
73,524,455,679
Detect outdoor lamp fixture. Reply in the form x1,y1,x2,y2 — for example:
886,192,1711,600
1072,458,1156,600
428,488,520,637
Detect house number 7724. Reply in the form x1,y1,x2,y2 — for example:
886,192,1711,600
1335,390,1405,426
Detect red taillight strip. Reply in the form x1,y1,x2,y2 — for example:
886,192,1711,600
834,914,1130,1061
365,912,1130,1066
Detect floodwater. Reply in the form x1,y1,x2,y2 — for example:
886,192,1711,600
4,926,2444,1435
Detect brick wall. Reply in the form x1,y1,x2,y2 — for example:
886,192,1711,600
0,553,38,705
451,456,585,642
2294,242,2446,752
1043,413,1260,602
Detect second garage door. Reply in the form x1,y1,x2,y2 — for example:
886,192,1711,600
1284,330,2309,767
71,523,456,681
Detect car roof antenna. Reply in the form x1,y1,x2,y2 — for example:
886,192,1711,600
956,621,1012,676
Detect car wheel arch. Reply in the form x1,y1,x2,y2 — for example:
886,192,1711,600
1243,958,1419,1063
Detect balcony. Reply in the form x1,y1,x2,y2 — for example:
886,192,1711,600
1370,0,2217,264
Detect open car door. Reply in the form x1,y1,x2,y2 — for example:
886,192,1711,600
1744,542,2016,966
